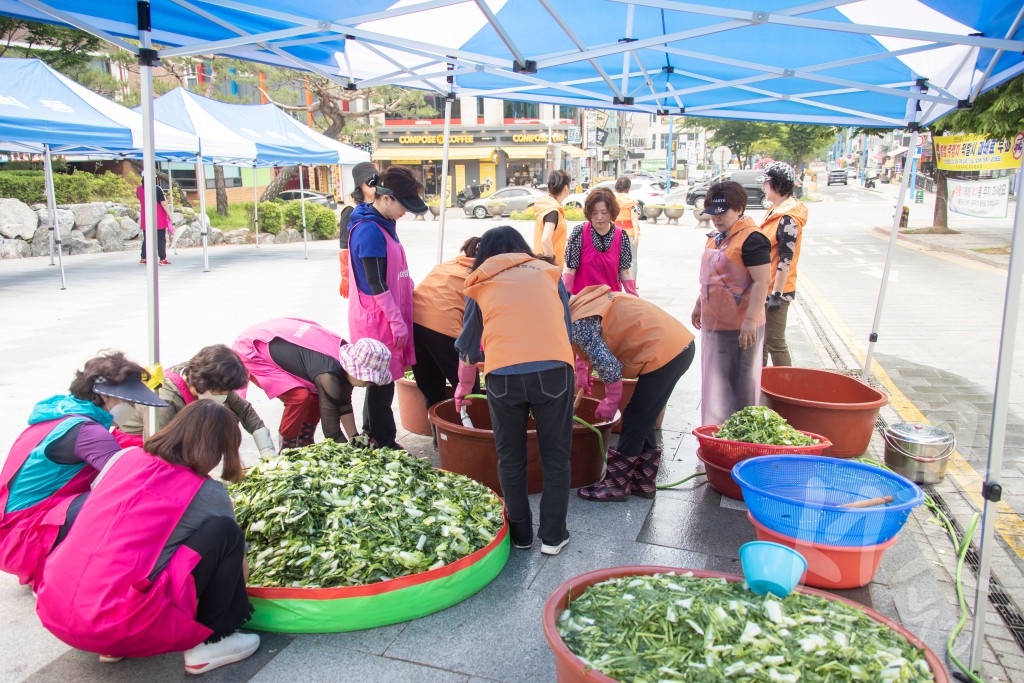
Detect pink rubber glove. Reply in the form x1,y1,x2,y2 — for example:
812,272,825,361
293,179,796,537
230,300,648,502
595,379,623,422
454,362,477,410
621,279,638,296
373,290,409,350
574,356,593,395
562,270,575,293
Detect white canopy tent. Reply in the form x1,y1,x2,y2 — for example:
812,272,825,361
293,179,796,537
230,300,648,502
1,3,1022,675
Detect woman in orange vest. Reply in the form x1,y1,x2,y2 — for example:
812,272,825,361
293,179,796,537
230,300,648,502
756,162,808,367
571,285,695,501
613,176,640,279
411,236,481,412
455,226,575,556
561,187,636,296
690,181,773,426
532,169,571,266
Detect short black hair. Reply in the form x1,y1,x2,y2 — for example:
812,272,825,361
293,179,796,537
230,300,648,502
185,344,249,394
471,226,541,270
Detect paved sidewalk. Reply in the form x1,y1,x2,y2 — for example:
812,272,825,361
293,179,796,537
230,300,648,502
0,212,1020,682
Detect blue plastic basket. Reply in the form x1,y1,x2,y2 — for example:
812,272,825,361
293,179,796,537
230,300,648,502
732,456,924,547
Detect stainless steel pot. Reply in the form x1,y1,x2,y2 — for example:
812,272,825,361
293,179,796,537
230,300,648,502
883,423,955,484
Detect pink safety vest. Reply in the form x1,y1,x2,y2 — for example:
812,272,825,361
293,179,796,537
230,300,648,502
347,222,415,380
0,418,96,588
571,223,624,295
232,318,345,399
136,185,172,230
36,448,213,657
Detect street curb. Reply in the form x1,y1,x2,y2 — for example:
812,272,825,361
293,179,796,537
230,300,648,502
871,227,1009,269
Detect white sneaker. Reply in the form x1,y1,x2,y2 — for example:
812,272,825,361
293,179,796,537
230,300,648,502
541,534,571,556
184,632,260,675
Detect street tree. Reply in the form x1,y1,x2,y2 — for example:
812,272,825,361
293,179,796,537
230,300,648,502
0,18,102,73
695,118,773,168
776,124,837,174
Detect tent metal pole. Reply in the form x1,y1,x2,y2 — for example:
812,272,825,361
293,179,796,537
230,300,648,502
138,0,160,436
435,97,453,265
862,147,914,378
299,164,308,259
42,144,66,289
196,154,209,272
253,163,259,248
968,154,1024,674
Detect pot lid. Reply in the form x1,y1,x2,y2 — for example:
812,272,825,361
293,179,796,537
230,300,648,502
887,422,953,444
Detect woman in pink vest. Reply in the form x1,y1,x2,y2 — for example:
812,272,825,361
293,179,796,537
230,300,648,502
0,351,165,589
137,173,174,266
346,166,427,449
232,318,393,449
560,187,637,297
37,401,259,674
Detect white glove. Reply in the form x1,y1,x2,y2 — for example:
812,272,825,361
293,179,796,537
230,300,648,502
252,427,277,459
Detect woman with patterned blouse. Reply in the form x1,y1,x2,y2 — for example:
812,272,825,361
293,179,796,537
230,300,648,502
561,187,636,296
756,162,808,367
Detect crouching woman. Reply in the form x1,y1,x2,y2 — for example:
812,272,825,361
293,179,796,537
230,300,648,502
35,401,260,675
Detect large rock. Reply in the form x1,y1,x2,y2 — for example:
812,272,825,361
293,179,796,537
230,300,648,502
207,227,224,246
223,229,250,245
283,228,302,243
256,232,276,245
116,216,140,240
171,224,200,249
0,238,31,259
71,203,108,234
66,229,102,255
106,203,130,218
34,207,75,233
30,214,74,257
96,216,124,252
171,211,186,227
0,198,39,240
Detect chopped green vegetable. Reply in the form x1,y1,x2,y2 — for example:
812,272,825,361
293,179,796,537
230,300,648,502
713,406,818,446
558,573,934,682
231,441,503,588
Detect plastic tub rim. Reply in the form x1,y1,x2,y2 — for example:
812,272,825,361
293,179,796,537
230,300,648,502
541,565,949,683
760,367,888,411
747,511,900,553
428,396,618,436
731,455,924,514
692,424,833,452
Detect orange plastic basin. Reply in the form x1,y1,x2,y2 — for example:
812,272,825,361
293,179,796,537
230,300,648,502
760,367,888,457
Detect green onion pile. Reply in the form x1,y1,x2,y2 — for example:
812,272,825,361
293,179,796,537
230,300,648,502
558,573,934,683
231,441,504,588
713,406,818,446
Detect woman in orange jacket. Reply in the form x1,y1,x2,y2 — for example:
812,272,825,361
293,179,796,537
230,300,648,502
532,170,571,266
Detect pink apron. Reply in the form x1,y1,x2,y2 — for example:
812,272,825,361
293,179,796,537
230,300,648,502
347,222,415,380
0,418,96,588
698,229,764,426
232,318,344,399
572,223,624,294
165,370,197,405
36,448,213,657
136,185,172,230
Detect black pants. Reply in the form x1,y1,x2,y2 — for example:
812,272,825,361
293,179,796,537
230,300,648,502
412,324,474,408
617,342,696,457
184,516,253,643
486,364,574,547
140,228,167,260
363,382,398,448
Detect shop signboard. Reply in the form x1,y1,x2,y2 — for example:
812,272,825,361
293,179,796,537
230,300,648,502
947,177,1010,218
566,126,581,144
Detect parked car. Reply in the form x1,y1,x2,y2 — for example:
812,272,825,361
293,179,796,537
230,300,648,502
564,179,687,216
277,189,337,210
685,169,802,209
827,169,848,186
463,186,545,218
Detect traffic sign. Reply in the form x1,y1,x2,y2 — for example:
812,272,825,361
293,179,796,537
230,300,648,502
713,145,732,168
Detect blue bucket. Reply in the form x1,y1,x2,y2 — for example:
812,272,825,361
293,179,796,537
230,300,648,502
739,541,807,598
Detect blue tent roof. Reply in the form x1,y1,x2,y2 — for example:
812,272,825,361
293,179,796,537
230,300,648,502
0,1,1020,127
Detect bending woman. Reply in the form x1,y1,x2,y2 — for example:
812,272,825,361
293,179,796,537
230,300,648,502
455,226,575,556
571,285,695,501
232,318,393,449
36,401,260,675
0,351,164,588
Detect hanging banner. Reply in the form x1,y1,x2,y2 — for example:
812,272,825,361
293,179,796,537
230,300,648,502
934,133,1024,171
947,177,1010,218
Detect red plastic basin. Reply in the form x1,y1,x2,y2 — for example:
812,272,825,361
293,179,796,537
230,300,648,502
696,449,743,500
760,367,888,457
748,512,896,589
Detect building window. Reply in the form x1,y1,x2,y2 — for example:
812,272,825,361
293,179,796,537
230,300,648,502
503,100,540,119
558,106,577,120
477,98,485,117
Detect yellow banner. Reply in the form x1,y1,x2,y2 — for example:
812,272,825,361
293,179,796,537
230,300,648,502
934,132,1024,171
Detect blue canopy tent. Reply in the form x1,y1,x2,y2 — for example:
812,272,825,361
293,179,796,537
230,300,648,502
0,57,198,288
147,87,369,267
0,3,1021,674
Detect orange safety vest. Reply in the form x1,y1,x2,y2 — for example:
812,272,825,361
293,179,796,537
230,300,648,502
463,254,573,376
700,216,762,331
613,192,639,239
570,285,694,378
532,195,567,266
413,255,474,339
759,196,807,294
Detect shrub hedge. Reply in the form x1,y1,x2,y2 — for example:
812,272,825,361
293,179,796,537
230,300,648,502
0,170,134,204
